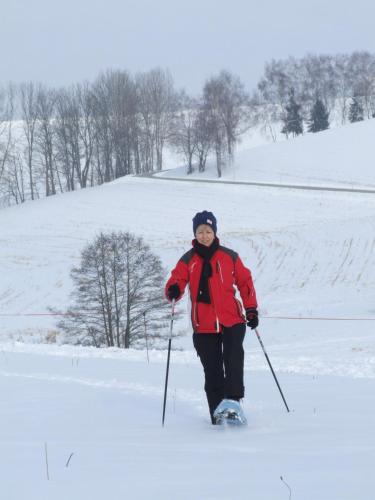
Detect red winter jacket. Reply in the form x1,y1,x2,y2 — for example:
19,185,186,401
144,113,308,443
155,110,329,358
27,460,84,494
165,240,257,333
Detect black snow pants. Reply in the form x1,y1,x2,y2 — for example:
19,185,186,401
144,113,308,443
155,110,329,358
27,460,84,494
193,323,246,424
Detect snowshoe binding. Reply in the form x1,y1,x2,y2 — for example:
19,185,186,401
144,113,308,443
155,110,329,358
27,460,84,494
213,399,247,426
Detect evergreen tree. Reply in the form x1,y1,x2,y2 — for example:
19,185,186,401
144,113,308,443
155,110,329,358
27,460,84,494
281,88,303,137
349,98,364,123
308,98,330,132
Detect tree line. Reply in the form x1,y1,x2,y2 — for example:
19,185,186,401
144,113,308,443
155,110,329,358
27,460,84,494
0,68,249,205
253,51,375,139
1,50,375,206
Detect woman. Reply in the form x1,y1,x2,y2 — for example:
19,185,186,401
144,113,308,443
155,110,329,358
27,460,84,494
165,210,259,424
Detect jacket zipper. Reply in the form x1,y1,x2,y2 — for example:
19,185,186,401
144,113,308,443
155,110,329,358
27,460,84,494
217,261,224,283
215,261,222,331
208,279,220,333
194,302,199,327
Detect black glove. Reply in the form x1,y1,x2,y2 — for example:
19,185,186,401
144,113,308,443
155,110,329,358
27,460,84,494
245,308,259,329
167,283,180,301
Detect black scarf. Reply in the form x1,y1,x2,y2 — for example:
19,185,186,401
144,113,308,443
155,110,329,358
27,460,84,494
193,238,219,304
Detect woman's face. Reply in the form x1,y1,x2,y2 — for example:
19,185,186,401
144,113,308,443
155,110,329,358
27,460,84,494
195,224,215,246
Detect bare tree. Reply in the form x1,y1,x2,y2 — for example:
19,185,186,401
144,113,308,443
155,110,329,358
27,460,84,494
137,68,176,172
135,72,155,172
91,74,115,183
202,71,249,177
19,82,39,200
36,86,57,196
257,59,293,117
54,84,96,191
0,84,14,184
58,231,172,349
3,151,26,204
202,81,225,177
54,88,80,191
249,91,279,142
333,54,353,124
299,54,337,113
194,104,214,172
106,70,138,177
76,83,96,186
171,92,198,174
349,51,375,119
149,68,176,171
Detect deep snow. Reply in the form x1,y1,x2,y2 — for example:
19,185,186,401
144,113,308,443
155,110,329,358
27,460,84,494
1,340,374,500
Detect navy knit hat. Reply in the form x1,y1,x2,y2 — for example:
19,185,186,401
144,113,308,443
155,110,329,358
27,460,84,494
192,211,217,235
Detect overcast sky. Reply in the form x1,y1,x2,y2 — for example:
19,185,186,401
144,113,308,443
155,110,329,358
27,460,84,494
1,0,375,94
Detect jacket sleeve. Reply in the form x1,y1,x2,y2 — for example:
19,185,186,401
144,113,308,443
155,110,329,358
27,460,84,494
165,259,190,302
234,256,258,309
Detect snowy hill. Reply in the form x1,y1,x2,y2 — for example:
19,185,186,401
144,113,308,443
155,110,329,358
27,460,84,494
159,119,375,189
1,119,375,499
1,120,375,338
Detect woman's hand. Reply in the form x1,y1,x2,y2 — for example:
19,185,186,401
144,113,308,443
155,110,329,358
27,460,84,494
167,283,180,301
245,308,259,329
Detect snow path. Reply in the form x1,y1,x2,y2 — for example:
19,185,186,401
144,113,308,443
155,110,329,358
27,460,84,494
151,171,375,194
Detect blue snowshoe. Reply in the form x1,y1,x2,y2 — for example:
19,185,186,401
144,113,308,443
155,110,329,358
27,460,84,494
213,399,247,426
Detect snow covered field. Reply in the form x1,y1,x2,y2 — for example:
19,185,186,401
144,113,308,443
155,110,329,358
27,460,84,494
1,120,375,499
1,336,375,500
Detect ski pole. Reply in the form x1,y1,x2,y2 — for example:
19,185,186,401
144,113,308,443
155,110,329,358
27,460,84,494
162,299,175,426
254,328,290,412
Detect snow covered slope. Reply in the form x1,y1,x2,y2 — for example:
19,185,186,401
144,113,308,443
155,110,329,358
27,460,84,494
159,119,375,189
0,167,374,340
1,117,375,499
